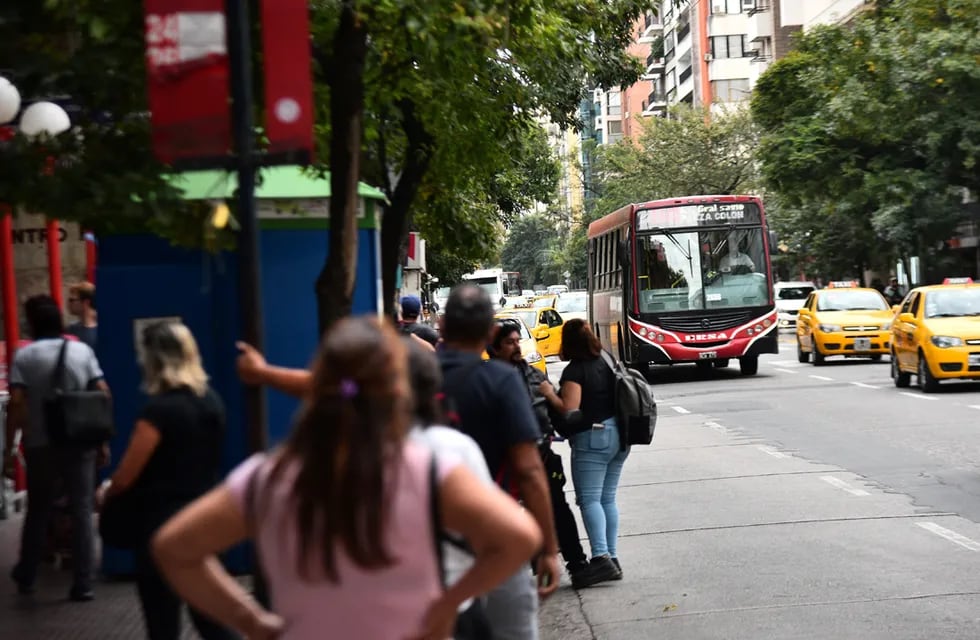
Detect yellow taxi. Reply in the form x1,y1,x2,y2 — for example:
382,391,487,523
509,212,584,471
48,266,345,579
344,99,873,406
498,307,565,357
482,314,548,373
891,277,980,392
796,281,894,365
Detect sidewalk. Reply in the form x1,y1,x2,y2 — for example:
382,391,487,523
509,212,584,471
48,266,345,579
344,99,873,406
538,402,980,639
0,513,196,639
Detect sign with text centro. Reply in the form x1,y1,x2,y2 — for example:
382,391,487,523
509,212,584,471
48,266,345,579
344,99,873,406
144,0,231,165
637,202,762,231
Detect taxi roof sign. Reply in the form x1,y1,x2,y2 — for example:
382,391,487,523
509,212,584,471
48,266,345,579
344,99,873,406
942,277,974,285
827,280,859,288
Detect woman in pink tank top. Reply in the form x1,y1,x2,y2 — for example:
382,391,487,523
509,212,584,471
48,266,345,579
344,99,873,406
149,316,542,639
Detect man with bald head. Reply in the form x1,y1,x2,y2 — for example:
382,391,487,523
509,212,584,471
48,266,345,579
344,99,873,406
437,284,560,639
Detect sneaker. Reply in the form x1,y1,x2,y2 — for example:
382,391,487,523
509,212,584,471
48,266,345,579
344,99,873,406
566,559,589,577
10,565,34,596
571,555,620,589
611,557,623,580
69,586,95,602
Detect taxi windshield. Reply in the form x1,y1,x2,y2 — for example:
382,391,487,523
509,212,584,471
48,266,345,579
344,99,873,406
556,294,587,313
816,290,888,312
507,310,538,328
924,289,980,318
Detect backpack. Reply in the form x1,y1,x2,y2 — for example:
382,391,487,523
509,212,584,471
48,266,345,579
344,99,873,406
599,350,657,446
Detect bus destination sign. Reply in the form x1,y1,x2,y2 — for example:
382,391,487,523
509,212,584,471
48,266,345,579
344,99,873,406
636,202,761,230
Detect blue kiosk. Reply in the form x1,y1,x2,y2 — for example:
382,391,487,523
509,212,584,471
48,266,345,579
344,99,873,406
97,166,386,575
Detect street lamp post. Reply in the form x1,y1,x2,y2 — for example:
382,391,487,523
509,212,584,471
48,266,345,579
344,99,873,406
0,76,73,376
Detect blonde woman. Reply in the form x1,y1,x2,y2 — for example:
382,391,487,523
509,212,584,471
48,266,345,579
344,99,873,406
96,320,234,640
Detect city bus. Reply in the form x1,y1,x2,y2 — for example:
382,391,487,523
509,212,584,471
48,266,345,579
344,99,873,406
587,195,777,375
462,268,526,310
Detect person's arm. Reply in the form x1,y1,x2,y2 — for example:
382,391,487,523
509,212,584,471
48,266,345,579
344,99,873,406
541,363,584,414
410,464,542,640
152,486,283,639
3,388,27,473
236,342,312,398
99,420,161,503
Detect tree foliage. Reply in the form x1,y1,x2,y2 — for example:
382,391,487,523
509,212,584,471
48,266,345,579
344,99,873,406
752,0,980,280
591,105,760,215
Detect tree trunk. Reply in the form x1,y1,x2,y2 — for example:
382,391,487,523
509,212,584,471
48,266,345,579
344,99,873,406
315,2,368,335
379,100,434,317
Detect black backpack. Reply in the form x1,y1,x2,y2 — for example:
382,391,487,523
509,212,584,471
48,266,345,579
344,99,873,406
599,351,657,446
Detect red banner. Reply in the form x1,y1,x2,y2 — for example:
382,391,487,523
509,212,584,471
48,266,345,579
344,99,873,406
261,0,314,161
144,0,231,165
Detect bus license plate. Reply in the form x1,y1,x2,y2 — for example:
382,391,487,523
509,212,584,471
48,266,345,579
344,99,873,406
853,338,871,351
699,351,717,360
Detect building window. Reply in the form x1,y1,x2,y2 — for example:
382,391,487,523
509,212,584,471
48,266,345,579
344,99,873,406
678,65,692,84
665,69,677,92
711,78,751,102
607,91,622,117
710,0,745,14
710,34,749,59
608,120,623,135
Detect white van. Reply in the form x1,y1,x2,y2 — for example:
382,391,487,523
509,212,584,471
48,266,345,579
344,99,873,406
773,281,816,328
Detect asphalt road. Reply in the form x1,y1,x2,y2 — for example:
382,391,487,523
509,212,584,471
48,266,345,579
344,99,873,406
540,332,980,639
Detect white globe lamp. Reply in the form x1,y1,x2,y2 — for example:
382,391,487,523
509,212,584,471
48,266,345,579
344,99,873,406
19,101,71,137
0,77,21,125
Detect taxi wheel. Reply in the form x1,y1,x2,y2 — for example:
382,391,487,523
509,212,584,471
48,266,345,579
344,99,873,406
918,352,940,393
796,338,809,363
811,339,826,366
891,352,910,388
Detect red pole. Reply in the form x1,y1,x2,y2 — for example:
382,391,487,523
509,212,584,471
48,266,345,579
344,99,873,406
84,232,96,284
0,208,18,384
46,219,63,308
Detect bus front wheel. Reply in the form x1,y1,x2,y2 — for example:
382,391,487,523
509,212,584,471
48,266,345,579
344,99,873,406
739,356,759,376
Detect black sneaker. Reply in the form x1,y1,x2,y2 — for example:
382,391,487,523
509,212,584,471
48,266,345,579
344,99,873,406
10,565,34,595
69,586,95,602
611,557,623,580
571,555,620,589
566,559,588,577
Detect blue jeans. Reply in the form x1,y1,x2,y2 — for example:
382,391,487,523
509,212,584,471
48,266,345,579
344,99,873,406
570,417,629,558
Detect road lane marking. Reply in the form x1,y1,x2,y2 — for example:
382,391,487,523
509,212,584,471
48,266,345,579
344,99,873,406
774,368,798,374
900,392,937,401
756,445,789,459
916,522,980,551
809,375,833,381
820,476,870,496
704,421,728,434
850,382,880,389
969,405,980,411
672,406,690,414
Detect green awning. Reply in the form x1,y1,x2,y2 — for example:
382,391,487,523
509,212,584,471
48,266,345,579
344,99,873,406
167,166,386,201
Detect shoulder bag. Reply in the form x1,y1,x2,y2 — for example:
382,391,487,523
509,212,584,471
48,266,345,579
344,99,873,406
45,340,115,445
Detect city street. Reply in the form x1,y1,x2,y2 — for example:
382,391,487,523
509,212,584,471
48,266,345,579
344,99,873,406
540,333,980,639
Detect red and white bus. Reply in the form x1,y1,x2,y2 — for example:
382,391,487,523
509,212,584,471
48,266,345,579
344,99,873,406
587,195,777,375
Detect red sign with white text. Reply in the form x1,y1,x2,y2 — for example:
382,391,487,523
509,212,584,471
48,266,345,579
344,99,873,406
260,0,314,162
144,0,231,165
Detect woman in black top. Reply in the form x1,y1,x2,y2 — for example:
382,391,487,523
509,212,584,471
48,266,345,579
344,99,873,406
540,319,629,588
97,321,234,640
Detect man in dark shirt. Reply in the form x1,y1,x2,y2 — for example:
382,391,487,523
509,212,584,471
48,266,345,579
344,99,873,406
438,284,559,637
487,320,588,580
398,295,439,347
66,281,98,351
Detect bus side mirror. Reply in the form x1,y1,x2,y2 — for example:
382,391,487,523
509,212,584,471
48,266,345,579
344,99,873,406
618,240,631,268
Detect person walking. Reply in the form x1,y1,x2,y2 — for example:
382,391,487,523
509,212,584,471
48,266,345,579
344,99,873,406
539,319,629,588
96,320,234,640
151,317,542,640
486,319,589,581
6,295,109,601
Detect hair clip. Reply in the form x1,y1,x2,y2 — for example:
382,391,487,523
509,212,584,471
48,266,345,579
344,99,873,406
339,378,359,399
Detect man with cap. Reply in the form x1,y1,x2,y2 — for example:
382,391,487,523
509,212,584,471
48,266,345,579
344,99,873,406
399,294,440,347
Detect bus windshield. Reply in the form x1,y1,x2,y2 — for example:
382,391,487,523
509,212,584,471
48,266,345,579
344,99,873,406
469,276,500,297
635,227,769,313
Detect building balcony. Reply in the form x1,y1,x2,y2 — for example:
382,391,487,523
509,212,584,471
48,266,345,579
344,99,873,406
747,1,771,16
644,54,666,75
747,5,774,42
641,12,664,37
